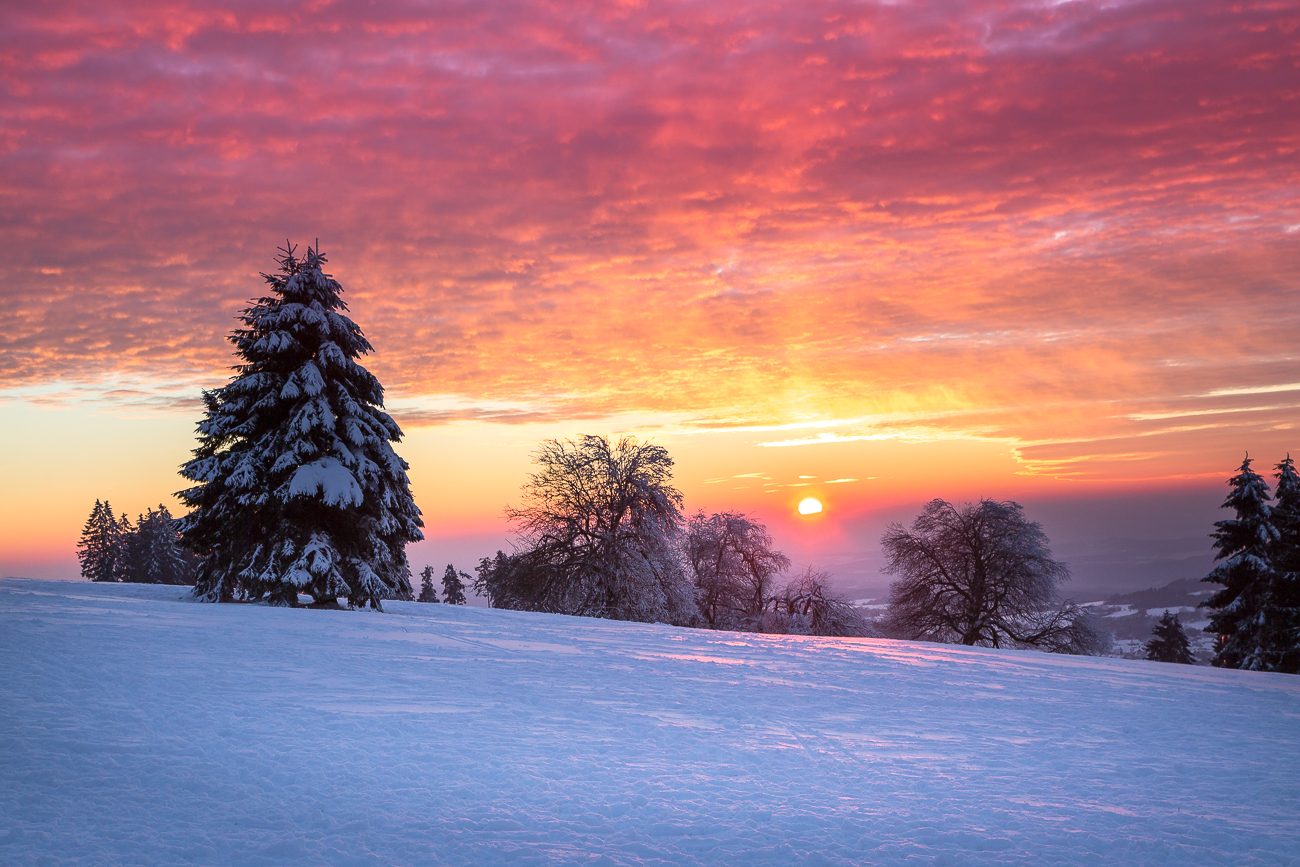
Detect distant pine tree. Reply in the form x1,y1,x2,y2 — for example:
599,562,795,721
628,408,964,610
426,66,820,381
1202,455,1277,669
441,564,468,605
418,565,440,603
76,500,120,582
1144,611,1195,664
178,242,424,609
118,512,146,583
114,512,134,581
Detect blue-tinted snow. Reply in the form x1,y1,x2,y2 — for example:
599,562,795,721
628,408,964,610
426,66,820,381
2,578,1298,866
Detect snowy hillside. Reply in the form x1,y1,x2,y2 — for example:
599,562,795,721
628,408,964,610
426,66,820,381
2,579,1299,866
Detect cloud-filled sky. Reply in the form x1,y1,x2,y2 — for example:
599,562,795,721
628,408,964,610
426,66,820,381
2,0,1298,586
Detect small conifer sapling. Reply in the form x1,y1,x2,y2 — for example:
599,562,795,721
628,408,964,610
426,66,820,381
1144,611,1196,664
442,564,469,605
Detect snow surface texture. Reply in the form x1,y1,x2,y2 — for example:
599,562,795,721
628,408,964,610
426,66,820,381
2,579,1299,866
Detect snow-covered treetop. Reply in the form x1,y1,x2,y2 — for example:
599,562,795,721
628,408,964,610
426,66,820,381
1221,454,1272,516
1210,455,1276,564
1274,454,1300,510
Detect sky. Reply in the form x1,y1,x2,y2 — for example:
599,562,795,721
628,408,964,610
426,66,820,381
2,0,1298,596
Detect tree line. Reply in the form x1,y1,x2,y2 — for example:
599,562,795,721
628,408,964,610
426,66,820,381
72,243,1070,650
77,500,195,585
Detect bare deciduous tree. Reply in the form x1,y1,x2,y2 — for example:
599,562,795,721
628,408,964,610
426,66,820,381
881,499,1109,655
768,567,875,637
686,511,790,630
475,435,697,625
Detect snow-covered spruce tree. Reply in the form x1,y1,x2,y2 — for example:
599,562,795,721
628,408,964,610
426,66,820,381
1266,455,1300,672
178,243,423,609
77,500,121,582
1144,611,1195,664
1201,455,1277,669
418,565,440,603
116,511,135,578
441,564,468,605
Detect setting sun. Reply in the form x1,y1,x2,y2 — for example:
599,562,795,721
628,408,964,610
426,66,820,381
798,498,823,516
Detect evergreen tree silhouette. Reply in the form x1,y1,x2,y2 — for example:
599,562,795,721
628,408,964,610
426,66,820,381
77,500,121,582
442,564,468,605
418,565,440,603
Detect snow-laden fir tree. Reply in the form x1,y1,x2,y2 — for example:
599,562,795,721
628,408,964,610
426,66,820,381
119,511,147,584
77,500,122,582
418,565,440,603
178,243,423,609
441,564,468,605
1144,611,1195,664
1202,455,1277,669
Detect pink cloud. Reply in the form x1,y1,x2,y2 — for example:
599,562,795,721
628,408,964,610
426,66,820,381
0,0,1296,474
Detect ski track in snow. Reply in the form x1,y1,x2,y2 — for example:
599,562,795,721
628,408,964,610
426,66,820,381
2,579,1299,866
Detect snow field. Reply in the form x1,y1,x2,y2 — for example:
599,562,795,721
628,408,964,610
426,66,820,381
2,578,1299,866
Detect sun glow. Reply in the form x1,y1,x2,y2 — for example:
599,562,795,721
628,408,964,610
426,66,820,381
798,498,823,515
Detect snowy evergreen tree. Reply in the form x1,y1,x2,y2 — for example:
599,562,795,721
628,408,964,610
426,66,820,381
77,500,121,582
118,513,145,583
1202,455,1277,669
441,564,468,605
1144,611,1195,664
418,565,440,603
178,242,424,609
111,512,135,581
1265,455,1300,672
